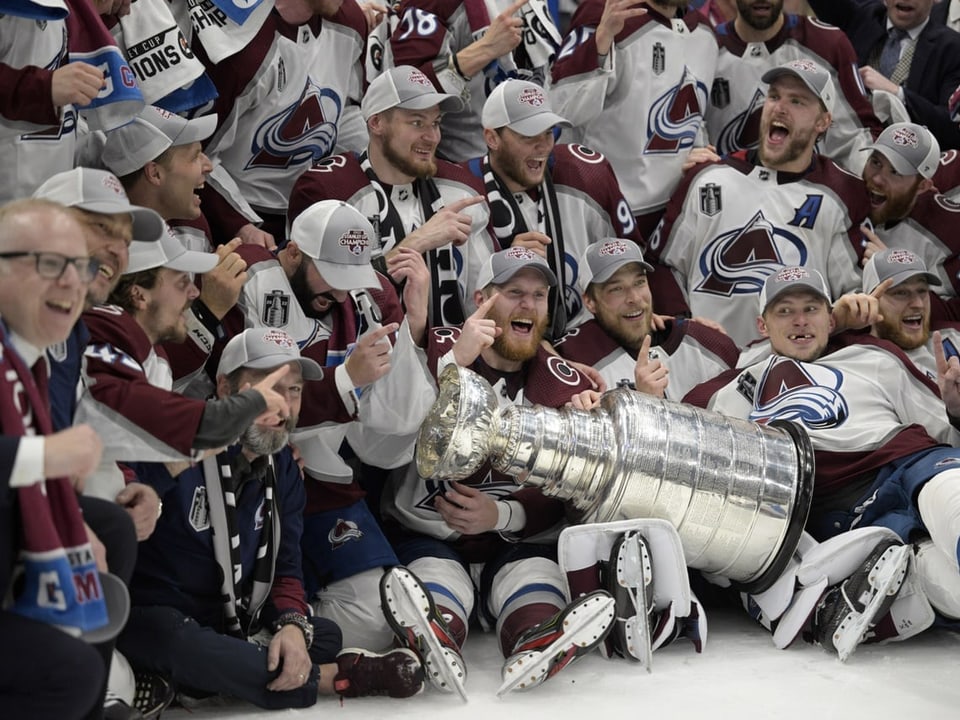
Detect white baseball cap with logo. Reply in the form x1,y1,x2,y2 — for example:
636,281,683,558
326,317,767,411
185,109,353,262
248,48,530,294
579,239,654,292
862,247,942,293
217,327,324,379
125,227,219,274
481,79,571,136
759,266,832,313
361,65,463,121
102,105,217,177
33,167,166,245
476,246,558,289
762,59,836,114
861,122,941,180
289,200,380,291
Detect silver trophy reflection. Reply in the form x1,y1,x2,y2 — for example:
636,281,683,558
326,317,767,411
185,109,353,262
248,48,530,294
416,364,814,593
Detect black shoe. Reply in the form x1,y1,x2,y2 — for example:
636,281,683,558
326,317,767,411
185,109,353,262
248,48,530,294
103,699,144,720
131,671,175,720
812,538,911,661
334,647,425,698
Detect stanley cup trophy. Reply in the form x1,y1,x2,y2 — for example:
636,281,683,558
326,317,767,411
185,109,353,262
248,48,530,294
417,364,814,594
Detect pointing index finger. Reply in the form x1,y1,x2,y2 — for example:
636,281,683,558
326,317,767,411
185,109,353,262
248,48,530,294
447,195,486,213
636,333,651,366
502,0,530,17
474,292,500,318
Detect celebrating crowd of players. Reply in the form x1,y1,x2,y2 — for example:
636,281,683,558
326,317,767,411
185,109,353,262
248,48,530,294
3,0,960,717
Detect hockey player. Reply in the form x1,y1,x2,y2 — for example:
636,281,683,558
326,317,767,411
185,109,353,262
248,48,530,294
706,0,882,174
388,0,563,161
380,247,615,698
550,0,719,239
118,327,425,709
289,66,497,329
685,266,960,654
646,58,869,347
466,79,643,336
554,239,739,401
195,0,370,248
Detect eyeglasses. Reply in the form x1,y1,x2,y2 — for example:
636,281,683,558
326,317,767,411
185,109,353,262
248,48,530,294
0,251,100,283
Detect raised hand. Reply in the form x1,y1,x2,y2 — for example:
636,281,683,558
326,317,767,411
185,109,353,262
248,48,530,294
511,231,552,259
453,293,501,367
634,333,668,398
831,278,892,332
199,238,248,319
399,195,485,253
386,246,430,343
934,330,960,419
51,63,106,108
480,0,528,59
435,481,500,535
247,364,292,426
345,322,400,387
596,0,648,57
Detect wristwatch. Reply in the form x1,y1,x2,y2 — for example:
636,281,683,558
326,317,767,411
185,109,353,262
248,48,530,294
274,611,314,649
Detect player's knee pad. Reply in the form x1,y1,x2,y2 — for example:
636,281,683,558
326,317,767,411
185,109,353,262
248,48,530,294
915,538,960,620
489,556,566,620
311,568,396,651
407,556,475,625
918,469,960,570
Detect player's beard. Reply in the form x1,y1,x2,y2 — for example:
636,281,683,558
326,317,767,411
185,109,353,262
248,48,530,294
737,0,783,31
875,312,930,351
382,130,438,180
289,261,337,320
491,147,545,191
241,415,297,457
592,302,654,355
758,121,817,171
148,298,190,344
491,313,550,362
867,176,924,226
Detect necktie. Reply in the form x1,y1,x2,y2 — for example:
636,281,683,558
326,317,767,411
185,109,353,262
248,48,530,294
879,27,907,79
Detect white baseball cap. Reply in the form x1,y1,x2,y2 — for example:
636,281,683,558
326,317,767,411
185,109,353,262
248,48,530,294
102,105,217,177
217,327,324,379
361,66,463,120
482,80,571,136
759,266,832,312
125,228,219,274
861,122,941,180
579,239,654,292
33,168,165,245
289,200,380,291
476,246,558,290
762,59,836,114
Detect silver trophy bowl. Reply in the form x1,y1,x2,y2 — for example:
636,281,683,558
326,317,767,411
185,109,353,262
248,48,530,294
416,364,814,593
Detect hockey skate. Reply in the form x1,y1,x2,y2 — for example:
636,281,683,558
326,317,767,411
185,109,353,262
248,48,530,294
605,530,655,669
497,590,616,696
379,566,468,700
812,537,911,662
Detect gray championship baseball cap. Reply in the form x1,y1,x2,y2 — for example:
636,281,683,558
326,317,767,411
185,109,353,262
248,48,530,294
861,247,942,293
759,266,831,312
762,59,836,114
481,79,571,136
476,246,558,289
361,65,463,121
578,238,654,292
102,105,217,177
125,228,219,274
861,122,941,180
217,327,324,379
33,167,166,245
289,200,380,291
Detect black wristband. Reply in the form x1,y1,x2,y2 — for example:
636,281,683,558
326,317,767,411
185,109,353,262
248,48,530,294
451,52,469,81
190,299,225,340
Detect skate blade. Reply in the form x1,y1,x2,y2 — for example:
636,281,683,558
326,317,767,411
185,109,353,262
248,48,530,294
617,531,653,670
833,544,911,662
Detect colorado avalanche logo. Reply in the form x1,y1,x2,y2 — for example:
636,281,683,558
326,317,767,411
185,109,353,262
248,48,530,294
339,229,370,256
716,88,765,155
518,87,546,107
891,126,920,148
696,211,807,297
645,67,709,155
328,518,363,549
246,81,342,170
749,357,849,429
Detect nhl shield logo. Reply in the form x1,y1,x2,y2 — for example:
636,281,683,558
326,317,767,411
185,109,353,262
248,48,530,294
652,42,666,76
700,183,722,216
711,78,731,109
262,289,290,327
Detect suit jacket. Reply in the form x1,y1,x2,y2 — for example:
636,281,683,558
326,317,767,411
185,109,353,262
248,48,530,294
809,0,960,149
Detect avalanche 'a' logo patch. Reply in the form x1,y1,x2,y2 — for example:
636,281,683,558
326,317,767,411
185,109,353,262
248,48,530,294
644,67,708,155
246,81,342,170
749,357,848,429
696,210,808,297
328,518,363,549
716,88,765,155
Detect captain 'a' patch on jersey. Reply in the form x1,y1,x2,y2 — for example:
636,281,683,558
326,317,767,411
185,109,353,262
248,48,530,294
245,74,342,170
645,66,709,155
747,356,849,429
695,209,811,297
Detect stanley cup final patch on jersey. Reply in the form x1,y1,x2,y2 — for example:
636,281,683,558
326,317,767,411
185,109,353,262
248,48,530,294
262,289,291,327
652,42,666,76
711,78,730,109
700,183,722,216
189,485,211,532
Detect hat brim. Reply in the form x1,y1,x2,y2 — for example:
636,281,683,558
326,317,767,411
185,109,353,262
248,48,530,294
862,145,927,179
79,572,129,644
591,258,655,285
312,259,380,291
507,113,572,137
881,269,943,290
365,93,464,119
490,263,558,288
172,114,217,146
68,200,166,244
761,67,832,112
239,355,325,381
163,249,220,274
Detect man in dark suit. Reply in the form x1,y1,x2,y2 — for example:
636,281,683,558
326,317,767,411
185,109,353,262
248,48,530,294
930,0,959,33
809,0,960,149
